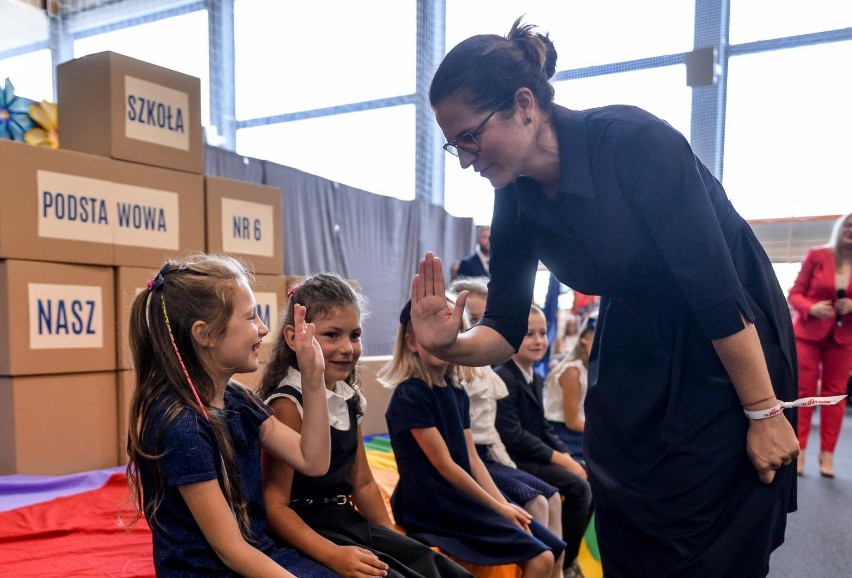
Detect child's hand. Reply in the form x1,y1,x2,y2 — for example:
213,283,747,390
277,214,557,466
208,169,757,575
498,502,532,533
328,545,389,577
552,451,588,480
292,303,325,381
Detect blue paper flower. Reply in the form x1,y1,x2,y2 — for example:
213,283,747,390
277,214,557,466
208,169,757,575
0,78,35,142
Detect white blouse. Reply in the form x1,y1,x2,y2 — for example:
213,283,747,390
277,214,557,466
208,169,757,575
463,366,516,467
543,357,587,424
264,369,366,432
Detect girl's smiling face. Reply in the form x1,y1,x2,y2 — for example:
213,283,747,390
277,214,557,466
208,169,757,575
210,281,269,378
310,305,362,387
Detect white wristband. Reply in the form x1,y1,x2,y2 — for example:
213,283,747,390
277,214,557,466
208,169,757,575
743,402,785,420
744,394,848,420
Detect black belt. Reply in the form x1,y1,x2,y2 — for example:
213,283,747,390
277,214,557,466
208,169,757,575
290,494,353,507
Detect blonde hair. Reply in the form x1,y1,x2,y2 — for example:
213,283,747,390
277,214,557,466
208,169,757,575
448,275,489,299
826,211,852,265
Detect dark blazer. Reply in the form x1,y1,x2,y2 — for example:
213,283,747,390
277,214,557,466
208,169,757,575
494,360,570,465
456,253,489,278
788,247,852,345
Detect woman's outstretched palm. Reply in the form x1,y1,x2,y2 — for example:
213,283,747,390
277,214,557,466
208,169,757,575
410,252,467,354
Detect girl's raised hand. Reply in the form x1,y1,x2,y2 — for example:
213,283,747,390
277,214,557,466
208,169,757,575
292,303,325,382
411,252,466,354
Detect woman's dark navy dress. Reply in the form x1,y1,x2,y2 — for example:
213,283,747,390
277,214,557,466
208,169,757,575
385,378,565,566
480,104,798,577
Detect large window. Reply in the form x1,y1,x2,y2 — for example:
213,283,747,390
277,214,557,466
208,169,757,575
729,0,852,44
233,0,416,198
446,1,694,69
0,49,53,103
233,0,415,118
237,104,416,199
724,41,852,220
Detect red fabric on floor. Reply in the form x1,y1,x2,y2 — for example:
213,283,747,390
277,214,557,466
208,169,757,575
0,472,154,577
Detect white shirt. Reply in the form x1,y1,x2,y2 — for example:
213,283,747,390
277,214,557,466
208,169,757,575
264,369,366,431
543,357,586,423
463,366,515,467
475,244,490,273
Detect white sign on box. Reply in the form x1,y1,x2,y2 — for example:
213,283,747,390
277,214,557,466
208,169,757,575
37,170,180,250
221,197,275,257
112,181,180,250
124,75,191,151
28,283,104,349
254,291,280,338
37,171,113,243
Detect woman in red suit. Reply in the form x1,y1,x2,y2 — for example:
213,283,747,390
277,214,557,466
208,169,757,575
788,211,852,477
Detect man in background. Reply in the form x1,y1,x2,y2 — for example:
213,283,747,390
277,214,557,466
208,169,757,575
453,225,491,279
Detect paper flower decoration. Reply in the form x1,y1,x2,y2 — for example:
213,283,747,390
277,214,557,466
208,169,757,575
0,78,35,142
25,100,59,148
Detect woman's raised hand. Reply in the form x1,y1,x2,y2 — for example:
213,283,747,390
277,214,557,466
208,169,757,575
411,252,466,354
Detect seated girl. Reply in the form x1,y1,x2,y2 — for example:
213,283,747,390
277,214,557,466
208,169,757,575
260,274,473,578
379,300,566,578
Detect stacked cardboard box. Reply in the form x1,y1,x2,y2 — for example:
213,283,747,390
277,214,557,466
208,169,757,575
0,52,288,474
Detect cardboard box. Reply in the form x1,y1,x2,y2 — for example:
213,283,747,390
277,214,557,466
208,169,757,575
253,274,288,363
0,371,119,474
0,139,114,265
115,266,152,370
0,260,116,376
358,355,394,436
205,177,284,275
111,160,205,267
57,51,203,173
117,369,134,465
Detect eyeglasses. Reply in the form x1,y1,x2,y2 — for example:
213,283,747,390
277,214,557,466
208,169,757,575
443,99,510,157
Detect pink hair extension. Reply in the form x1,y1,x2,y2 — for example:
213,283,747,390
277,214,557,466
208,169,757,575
160,294,210,421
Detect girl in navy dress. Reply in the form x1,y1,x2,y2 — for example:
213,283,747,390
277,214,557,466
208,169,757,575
125,254,341,578
259,274,473,578
379,300,565,578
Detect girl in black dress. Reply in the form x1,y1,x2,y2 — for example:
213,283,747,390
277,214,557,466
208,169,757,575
259,274,473,578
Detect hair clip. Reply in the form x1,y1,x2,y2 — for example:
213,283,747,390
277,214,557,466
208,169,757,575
287,284,300,298
147,273,166,292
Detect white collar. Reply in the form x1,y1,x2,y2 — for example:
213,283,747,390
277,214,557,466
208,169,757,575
272,369,365,431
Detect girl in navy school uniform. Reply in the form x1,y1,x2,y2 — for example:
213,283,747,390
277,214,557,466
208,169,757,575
259,274,473,578
125,254,341,578
378,300,565,578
